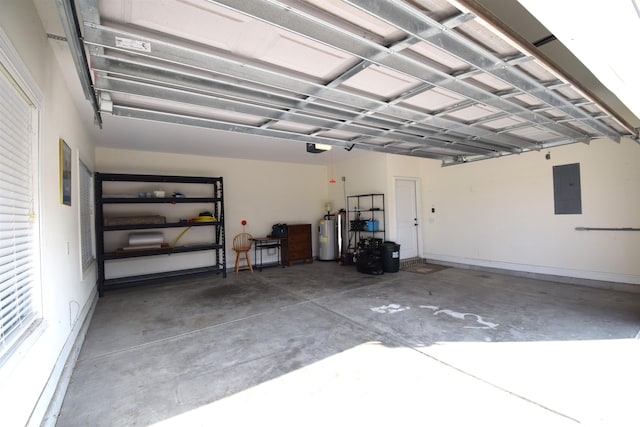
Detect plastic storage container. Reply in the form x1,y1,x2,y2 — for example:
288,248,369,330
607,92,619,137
381,241,400,273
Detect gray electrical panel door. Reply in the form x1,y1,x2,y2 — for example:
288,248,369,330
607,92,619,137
553,163,582,214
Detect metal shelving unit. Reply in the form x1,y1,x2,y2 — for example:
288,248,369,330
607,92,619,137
346,193,385,254
94,173,226,296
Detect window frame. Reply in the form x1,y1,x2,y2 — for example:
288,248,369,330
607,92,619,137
0,27,44,366
79,159,95,274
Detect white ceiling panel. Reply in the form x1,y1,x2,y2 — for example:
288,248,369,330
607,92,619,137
316,129,361,140
481,116,525,130
268,120,319,134
554,86,582,101
340,65,420,99
411,0,459,21
446,104,499,121
259,33,356,80
513,93,542,107
101,0,254,52
401,87,465,112
454,19,519,57
307,0,404,40
409,42,469,72
509,126,562,141
543,109,568,119
514,60,556,82
467,73,513,92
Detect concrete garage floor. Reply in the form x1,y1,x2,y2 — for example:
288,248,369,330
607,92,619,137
56,263,640,426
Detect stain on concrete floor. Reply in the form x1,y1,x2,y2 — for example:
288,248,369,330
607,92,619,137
403,262,450,274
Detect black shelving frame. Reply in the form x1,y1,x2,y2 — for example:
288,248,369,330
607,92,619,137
346,193,385,253
95,172,226,296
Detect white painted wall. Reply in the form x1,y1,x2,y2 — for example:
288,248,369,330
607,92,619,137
421,139,640,285
328,151,387,212
329,142,639,286
327,151,388,257
0,2,97,425
95,147,328,272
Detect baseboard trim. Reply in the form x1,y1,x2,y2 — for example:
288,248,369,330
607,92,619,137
32,286,98,426
424,254,640,293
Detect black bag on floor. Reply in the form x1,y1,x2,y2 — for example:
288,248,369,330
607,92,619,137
356,249,383,275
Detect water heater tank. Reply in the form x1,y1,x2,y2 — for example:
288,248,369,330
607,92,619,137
318,219,336,261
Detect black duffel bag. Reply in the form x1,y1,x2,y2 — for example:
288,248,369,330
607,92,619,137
271,223,288,238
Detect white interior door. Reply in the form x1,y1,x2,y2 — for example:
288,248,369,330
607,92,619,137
394,178,419,259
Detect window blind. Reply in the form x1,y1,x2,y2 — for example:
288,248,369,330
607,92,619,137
79,161,94,270
0,63,37,358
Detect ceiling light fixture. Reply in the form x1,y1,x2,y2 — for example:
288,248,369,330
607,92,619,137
306,143,333,153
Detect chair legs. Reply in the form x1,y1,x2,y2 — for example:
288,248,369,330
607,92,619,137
234,249,253,273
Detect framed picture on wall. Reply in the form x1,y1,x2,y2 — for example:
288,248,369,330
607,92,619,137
60,138,71,206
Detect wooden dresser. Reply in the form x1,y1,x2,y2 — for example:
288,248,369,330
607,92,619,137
285,224,313,266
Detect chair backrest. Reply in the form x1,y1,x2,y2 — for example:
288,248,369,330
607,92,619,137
233,233,253,251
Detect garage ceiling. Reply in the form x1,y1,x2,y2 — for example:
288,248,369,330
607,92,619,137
55,0,640,165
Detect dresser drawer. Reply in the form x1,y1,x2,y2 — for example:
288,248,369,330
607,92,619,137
285,224,313,265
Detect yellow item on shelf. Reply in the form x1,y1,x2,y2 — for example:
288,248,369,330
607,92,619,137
171,227,191,247
172,215,217,247
192,215,216,223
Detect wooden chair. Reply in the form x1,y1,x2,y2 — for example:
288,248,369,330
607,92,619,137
232,232,253,273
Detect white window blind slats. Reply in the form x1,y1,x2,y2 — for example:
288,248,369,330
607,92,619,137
0,273,31,300
0,241,33,263
0,222,32,235
1,312,36,342
0,267,31,288
0,93,30,127
0,201,31,218
0,248,33,281
0,174,32,195
0,241,33,266
0,50,37,359
1,279,33,315
0,98,30,127
0,97,30,146
0,111,30,144
0,213,32,225
2,270,33,298
0,272,32,301
0,224,32,237
0,229,32,244
0,131,31,161
1,306,34,345
0,79,30,110
0,143,30,175
0,193,32,210
0,145,31,174
0,215,31,229
0,271,33,328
